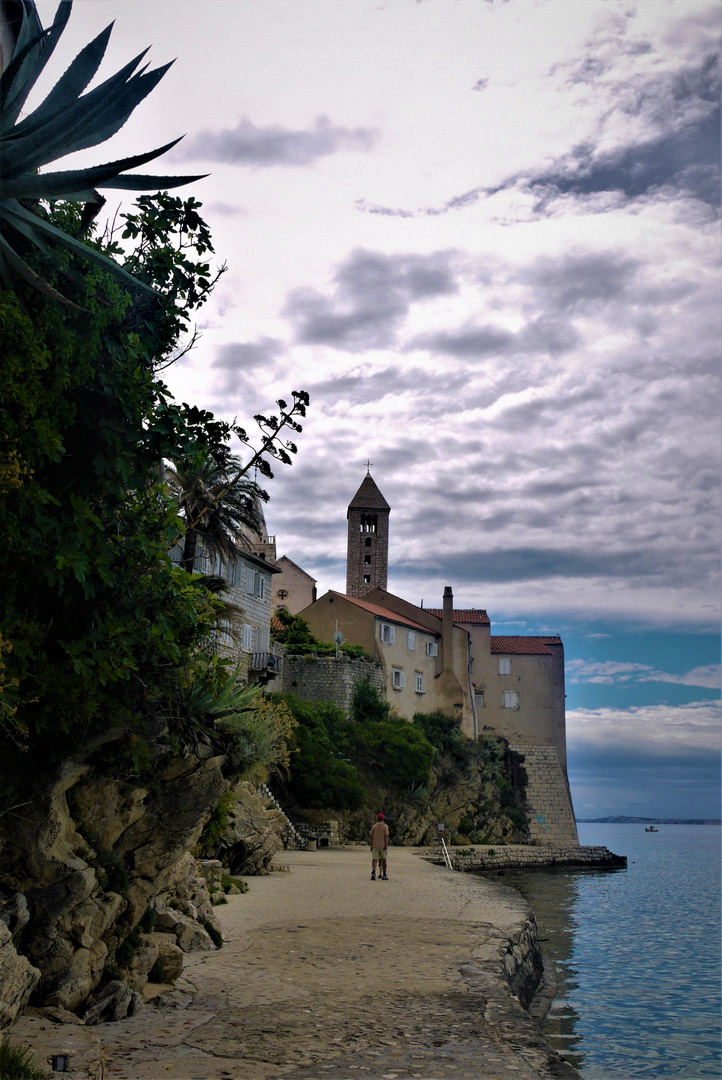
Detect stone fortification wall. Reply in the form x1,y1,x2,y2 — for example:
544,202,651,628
510,743,579,846
280,654,384,712
449,844,626,872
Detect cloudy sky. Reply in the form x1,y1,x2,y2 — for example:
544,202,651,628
37,0,721,819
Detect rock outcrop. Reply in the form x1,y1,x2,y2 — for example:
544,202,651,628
215,783,287,874
0,725,228,1019
0,920,41,1030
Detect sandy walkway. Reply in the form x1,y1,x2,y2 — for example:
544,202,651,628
13,846,578,1080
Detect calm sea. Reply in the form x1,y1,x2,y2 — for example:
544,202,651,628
481,823,721,1080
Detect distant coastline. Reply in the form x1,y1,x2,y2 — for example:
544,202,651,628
577,816,720,825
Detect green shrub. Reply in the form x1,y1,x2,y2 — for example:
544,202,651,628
0,1037,45,1080
351,679,390,724
198,789,234,853
221,874,248,893
199,918,223,948
350,718,434,788
115,940,135,968
147,961,165,984
138,907,157,933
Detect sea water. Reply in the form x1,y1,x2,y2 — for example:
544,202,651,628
479,823,721,1079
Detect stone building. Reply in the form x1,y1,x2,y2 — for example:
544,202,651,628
272,555,317,615
297,472,579,846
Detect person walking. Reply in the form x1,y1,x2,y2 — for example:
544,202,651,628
369,813,389,880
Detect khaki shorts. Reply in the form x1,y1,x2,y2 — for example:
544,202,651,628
371,848,387,861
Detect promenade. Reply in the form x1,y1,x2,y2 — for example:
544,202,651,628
14,846,579,1080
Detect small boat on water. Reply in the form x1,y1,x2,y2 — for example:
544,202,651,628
645,825,659,832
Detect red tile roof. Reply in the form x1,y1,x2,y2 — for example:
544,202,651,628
425,608,490,626
329,592,436,635
491,636,554,655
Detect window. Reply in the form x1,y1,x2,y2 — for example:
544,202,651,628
502,690,519,709
392,668,405,689
364,554,371,565
228,559,243,587
380,623,395,644
218,620,233,644
426,640,438,657
245,570,265,598
498,658,511,675
360,513,378,533
407,631,415,650
363,574,371,583
474,688,484,708
365,537,372,548
242,624,255,651
415,673,424,693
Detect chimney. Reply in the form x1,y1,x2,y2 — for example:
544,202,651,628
442,586,454,668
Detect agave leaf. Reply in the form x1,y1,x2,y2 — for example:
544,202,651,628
0,231,82,307
2,139,193,197
4,200,156,294
0,202,51,251
0,1,71,130
11,22,114,139
3,54,166,175
101,172,209,191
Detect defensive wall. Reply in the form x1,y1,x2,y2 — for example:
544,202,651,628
280,654,384,712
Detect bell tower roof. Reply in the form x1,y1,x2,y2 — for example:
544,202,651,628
347,472,390,515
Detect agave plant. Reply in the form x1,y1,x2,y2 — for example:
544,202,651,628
0,0,205,303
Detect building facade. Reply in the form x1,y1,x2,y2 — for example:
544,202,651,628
297,471,579,845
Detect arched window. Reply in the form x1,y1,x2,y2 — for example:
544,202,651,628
365,537,372,547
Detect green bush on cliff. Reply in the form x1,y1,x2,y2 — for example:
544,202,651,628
0,195,306,789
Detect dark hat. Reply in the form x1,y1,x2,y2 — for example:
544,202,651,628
377,813,385,820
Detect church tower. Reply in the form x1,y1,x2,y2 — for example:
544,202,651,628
346,469,390,598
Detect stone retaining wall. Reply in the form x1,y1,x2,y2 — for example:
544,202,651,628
449,843,626,872
510,743,579,846
280,654,384,712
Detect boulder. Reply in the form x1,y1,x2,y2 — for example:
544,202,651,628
153,908,216,952
83,980,142,1026
0,921,41,1030
148,933,184,983
217,783,285,875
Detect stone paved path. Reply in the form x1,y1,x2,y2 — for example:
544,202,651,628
13,847,579,1080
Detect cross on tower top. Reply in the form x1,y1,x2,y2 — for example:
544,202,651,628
365,459,373,474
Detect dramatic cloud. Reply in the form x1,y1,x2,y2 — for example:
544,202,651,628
357,10,720,219
284,249,458,351
179,115,378,167
567,700,722,753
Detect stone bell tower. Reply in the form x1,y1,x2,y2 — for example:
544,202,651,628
346,468,390,599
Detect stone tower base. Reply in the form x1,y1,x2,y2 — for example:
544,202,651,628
510,743,579,846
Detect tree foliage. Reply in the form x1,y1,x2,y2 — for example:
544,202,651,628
0,195,306,779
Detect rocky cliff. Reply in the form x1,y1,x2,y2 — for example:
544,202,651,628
0,722,229,1026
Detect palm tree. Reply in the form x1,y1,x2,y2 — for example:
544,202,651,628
0,0,205,303
165,452,266,576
